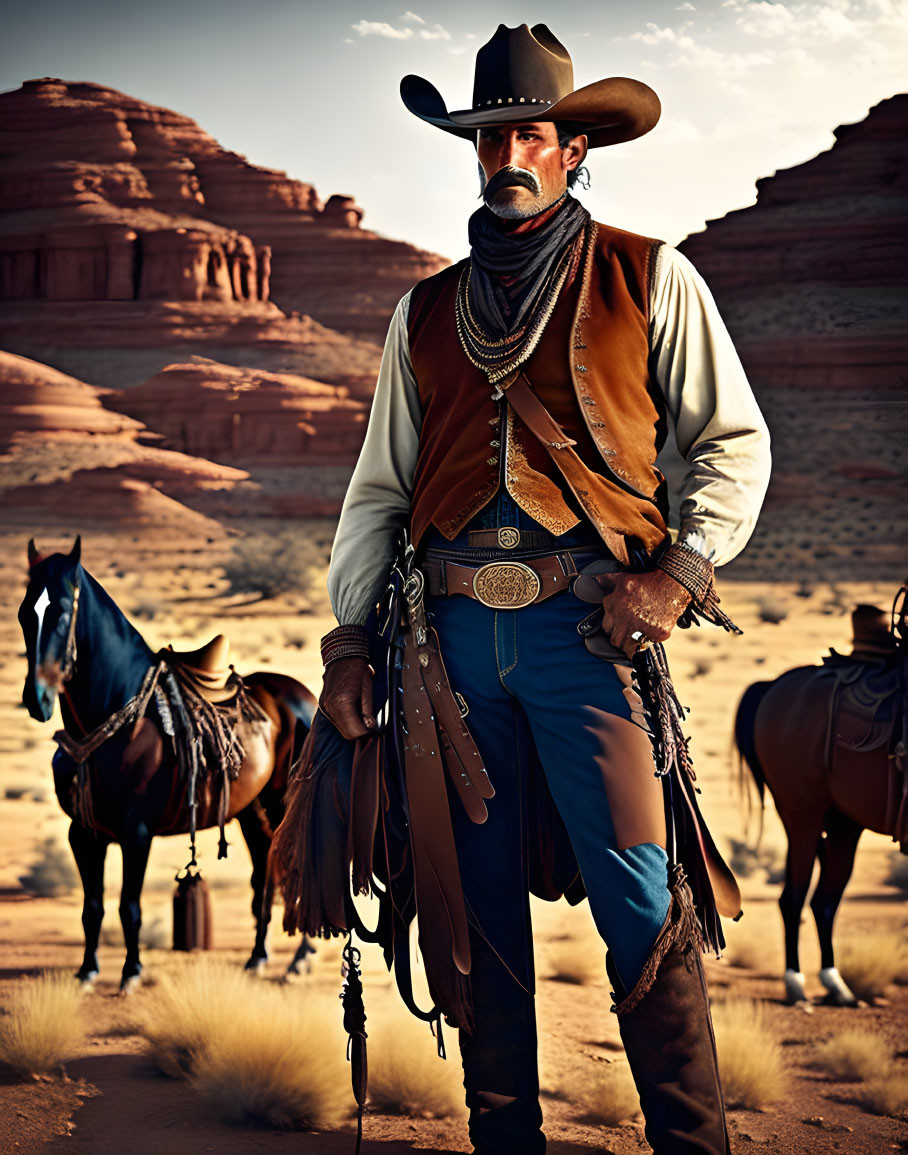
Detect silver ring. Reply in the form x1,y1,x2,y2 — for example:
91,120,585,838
630,630,644,642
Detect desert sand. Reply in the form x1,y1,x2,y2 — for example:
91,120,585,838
1,525,905,1154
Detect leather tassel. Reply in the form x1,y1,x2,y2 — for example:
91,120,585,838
399,637,472,978
272,711,355,937
348,734,382,895
633,642,741,955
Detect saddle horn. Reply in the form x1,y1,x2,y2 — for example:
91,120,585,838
27,537,39,565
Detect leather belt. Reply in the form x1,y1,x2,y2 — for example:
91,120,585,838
466,527,586,551
423,551,580,610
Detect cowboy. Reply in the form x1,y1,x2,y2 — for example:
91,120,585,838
316,24,771,1154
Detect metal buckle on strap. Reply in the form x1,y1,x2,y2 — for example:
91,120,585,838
472,561,541,610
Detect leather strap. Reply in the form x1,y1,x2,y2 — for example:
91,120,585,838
467,528,560,550
502,373,631,565
424,551,579,606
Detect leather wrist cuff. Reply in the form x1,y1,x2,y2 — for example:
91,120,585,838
657,542,714,604
320,624,370,667
657,542,742,635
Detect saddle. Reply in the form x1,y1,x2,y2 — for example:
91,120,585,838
823,647,907,845
165,635,238,704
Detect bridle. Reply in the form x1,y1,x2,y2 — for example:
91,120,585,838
60,574,81,684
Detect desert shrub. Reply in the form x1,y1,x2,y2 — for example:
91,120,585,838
366,1010,464,1118
838,931,907,1001
566,1059,640,1126
712,999,784,1109
102,914,169,950
0,972,85,1075
814,1028,893,1082
136,958,350,1129
18,837,78,897
858,1073,908,1118
755,597,788,625
884,852,908,893
547,939,602,986
222,534,325,602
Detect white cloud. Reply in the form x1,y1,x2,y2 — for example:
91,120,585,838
419,24,451,41
349,15,450,41
350,20,413,39
676,2,697,9
630,22,681,44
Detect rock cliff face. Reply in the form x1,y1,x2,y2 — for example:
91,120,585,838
0,349,140,448
679,94,908,580
105,359,368,464
0,78,446,343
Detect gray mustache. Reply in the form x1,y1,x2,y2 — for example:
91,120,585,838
482,166,541,202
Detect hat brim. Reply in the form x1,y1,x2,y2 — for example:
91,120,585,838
400,74,660,148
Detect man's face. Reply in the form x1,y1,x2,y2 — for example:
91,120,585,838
477,121,586,220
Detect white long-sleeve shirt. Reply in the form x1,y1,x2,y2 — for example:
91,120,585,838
328,243,772,626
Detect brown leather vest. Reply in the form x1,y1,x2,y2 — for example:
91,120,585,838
407,222,671,557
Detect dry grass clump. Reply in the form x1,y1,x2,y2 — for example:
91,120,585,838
566,1059,640,1126
547,938,603,986
0,972,85,1076
814,1027,892,1082
712,998,784,1109
135,958,350,1128
18,837,78,897
222,534,324,602
194,997,350,1128
838,930,907,1002
137,959,249,1077
858,1072,908,1118
722,916,781,973
366,1009,464,1118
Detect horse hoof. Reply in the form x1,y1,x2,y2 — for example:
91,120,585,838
244,957,267,976
283,962,309,982
76,970,98,988
783,969,808,1005
120,973,143,995
819,967,858,1007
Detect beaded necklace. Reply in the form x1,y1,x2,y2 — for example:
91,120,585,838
456,204,589,386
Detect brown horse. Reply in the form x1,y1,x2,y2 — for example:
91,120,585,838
733,597,906,1006
18,537,317,989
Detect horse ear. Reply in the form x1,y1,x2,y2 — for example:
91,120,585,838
28,538,39,565
70,535,82,565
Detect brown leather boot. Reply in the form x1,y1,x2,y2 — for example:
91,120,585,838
608,878,730,1154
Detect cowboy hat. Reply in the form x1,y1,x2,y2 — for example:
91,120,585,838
400,23,660,148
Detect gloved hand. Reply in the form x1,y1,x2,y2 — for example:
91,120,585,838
599,569,692,659
319,657,375,740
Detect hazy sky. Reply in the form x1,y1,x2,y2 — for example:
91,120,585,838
3,1,906,260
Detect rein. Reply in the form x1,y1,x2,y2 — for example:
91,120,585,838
54,574,86,735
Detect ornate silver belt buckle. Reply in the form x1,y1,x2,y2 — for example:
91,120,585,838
497,526,520,550
472,561,541,610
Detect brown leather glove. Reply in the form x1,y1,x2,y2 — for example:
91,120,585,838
319,657,375,740
599,569,692,659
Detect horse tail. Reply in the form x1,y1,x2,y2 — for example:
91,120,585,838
733,681,773,818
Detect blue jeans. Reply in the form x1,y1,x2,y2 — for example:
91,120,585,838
426,584,672,1150
428,588,671,992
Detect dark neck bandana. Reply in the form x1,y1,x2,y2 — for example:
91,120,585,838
457,193,591,385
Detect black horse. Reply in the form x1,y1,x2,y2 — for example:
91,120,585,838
19,537,317,989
